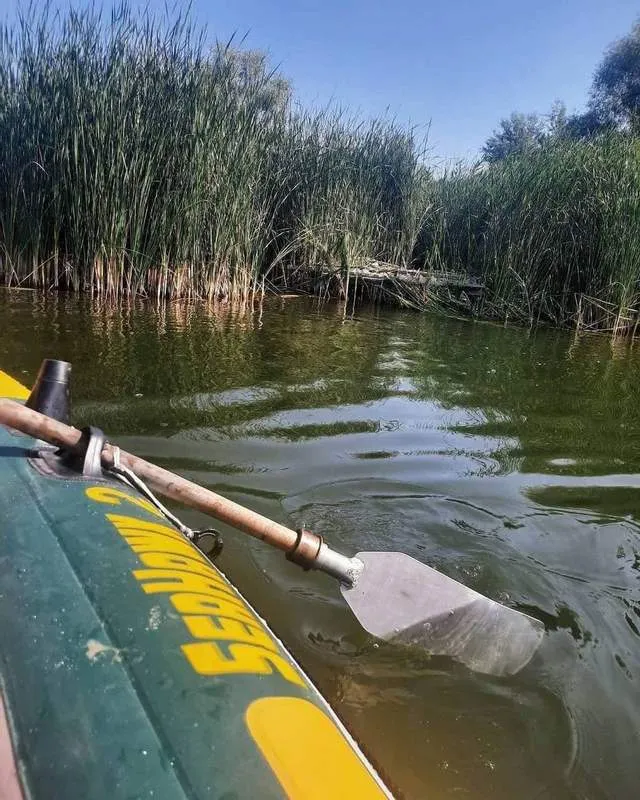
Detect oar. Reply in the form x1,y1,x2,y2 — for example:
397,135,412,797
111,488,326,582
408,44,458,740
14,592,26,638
0,398,544,676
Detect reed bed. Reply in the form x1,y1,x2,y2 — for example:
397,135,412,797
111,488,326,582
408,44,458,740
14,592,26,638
1,4,640,333
0,3,422,300
419,136,640,332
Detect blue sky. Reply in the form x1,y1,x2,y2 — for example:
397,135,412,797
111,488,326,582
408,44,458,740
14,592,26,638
5,1,640,161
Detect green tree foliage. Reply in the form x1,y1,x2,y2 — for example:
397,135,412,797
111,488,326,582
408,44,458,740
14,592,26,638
590,21,640,128
563,110,611,140
484,19,640,156
482,112,547,163
546,101,612,141
547,100,569,135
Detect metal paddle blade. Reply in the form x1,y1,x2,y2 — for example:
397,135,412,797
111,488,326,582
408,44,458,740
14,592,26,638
341,552,545,676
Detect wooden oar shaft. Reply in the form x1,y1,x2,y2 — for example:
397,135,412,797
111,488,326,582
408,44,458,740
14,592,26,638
0,399,299,552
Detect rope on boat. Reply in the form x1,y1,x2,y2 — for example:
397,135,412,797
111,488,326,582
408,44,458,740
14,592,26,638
108,446,223,558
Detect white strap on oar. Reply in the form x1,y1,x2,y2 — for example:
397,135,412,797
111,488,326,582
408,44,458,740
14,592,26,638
109,445,195,539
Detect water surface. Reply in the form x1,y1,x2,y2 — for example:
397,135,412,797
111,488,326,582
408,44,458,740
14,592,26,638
2,290,639,799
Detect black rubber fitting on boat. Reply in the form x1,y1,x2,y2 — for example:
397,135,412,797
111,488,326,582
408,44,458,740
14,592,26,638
26,359,72,423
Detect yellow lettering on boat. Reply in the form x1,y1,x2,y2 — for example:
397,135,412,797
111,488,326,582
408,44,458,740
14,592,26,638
132,568,236,596
183,615,277,650
86,486,164,518
183,642,305,687
119,532,203,560
107,515,185,540
170,592,256,624
85,487,305,688
137,552,214,576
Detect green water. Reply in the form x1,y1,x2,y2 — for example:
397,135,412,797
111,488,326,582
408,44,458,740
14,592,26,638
2,291,640,799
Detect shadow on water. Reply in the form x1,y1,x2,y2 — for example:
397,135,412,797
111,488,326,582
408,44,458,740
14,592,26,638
2,289,640,799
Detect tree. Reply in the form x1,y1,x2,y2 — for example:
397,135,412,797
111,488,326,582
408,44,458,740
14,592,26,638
590,21,640,128
547,100,569,136
482,20,640,156
563,109,611,140
546,100,610,140
482,112,547,163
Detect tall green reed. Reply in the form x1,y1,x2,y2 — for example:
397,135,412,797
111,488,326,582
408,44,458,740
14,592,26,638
2,3,640,335
420,136,640,330
0,3,425,299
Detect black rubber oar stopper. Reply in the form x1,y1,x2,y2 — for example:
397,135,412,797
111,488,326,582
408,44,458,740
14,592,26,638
26,359,72,424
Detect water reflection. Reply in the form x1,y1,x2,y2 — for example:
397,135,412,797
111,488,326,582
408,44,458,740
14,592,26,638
2,289,640,799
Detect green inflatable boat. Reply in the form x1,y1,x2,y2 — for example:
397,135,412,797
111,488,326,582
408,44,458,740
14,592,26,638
0,364,390,799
